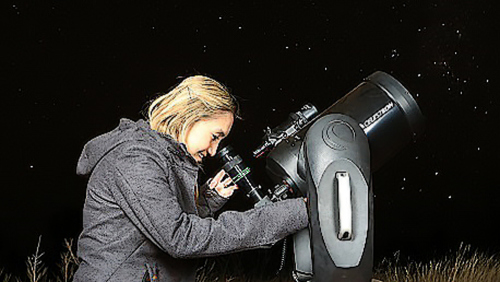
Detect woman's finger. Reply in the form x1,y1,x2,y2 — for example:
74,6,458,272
222,177,233,187
210,170,226,188
219,184,239,197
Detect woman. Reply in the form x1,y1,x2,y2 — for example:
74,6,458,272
73,75,309,281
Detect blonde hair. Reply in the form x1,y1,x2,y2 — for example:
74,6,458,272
148,75,239,142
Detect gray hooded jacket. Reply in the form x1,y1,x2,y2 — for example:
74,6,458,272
73,119,309,282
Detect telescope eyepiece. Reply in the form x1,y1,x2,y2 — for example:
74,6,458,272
216,145,267,204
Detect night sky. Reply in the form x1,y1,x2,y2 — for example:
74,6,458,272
3,0,499,275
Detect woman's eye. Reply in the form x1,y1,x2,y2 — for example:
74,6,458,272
212,134,218,141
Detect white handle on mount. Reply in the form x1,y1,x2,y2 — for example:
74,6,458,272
337,171,353,240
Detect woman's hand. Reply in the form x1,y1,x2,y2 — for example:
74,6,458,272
209,169,239,198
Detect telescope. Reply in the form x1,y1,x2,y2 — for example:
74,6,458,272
217,71,424,281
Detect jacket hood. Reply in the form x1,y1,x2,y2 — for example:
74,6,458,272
76,118,196,176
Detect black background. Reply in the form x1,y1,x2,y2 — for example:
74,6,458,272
3,0,499,276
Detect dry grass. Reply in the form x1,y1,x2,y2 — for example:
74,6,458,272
0,237,79,282
374,243,500,282
2,239,500,282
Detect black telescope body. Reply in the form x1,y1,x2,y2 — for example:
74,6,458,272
265,71,424,193
319,71,424,171
260,71,424,281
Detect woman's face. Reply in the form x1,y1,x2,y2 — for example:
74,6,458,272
183,111,234,163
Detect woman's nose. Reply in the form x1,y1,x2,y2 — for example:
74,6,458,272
208,142,219,156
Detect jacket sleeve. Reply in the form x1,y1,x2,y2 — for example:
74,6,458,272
196,180,229,218
111,144,309,259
